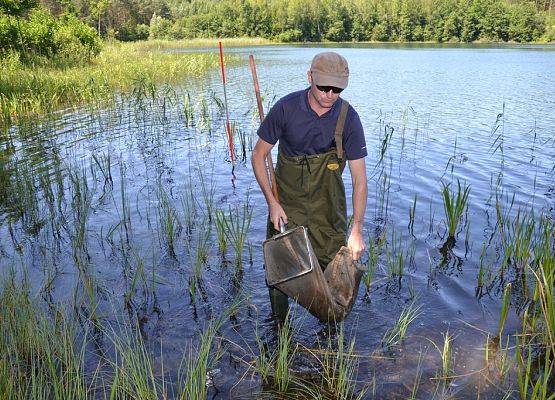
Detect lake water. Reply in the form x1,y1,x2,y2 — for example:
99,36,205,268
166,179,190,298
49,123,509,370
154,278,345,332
1,44,554,398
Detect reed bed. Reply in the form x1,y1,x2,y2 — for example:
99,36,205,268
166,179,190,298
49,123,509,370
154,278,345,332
132,37,273,52
0,41,235,128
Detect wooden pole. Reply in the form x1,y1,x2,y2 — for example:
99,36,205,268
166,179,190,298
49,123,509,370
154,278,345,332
249,54,279,202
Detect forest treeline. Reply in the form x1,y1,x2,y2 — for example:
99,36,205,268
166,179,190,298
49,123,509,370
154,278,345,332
1,0,554,65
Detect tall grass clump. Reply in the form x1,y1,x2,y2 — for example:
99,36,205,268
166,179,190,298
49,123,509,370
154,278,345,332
382,299,422,347
318,324,366,400
107,326,164,399
515,217,554,400
0,276,90,399
156,184,182,255
363,230,386,294
274,311,295,393
220,202,253,268
178,314,227,399
441,179,470,238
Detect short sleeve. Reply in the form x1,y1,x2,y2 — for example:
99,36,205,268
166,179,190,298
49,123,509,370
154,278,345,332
257,101,284,145
343,108,367,160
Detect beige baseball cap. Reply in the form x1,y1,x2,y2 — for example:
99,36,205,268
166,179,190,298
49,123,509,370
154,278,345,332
310,52,349,89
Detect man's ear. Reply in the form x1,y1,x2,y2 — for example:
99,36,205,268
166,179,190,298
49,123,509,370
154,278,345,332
307,70,312,84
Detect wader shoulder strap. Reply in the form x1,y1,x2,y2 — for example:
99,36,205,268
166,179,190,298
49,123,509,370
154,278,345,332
334,100,350,160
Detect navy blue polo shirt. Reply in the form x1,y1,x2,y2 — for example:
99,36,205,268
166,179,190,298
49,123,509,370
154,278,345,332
257,88,367,160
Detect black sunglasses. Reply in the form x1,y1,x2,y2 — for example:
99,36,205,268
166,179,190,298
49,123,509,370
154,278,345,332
316,85,343,94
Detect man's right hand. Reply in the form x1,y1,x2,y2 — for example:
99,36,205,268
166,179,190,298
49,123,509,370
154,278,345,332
269,201,288,232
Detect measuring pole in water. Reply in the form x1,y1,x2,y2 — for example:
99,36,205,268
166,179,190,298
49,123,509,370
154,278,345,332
218,41,236,164
249,54,278,202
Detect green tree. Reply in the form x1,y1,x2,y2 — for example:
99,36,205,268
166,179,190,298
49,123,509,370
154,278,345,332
90,0,111,35
0,0,38,16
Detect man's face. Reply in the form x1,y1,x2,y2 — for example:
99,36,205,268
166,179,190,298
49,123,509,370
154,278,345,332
307,72,342,110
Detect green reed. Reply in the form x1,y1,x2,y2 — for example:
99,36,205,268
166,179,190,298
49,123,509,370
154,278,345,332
382,299,422,347
408,194,417,235
0,278,90,400
476,242,494,297
180,178,197,235
441,179,470,238
220,202,253,268
408,350,425,400
214,209,228,253
107,325,164,399
434,331,454,381
274,311,295,393
386,228,406,280
501,209,535,274
178,313,229,400
197,95,212,133
516,336,554,400
497,283,512,338
183,92,194,127
198,167,216,221
319,324,366,400
157,184,182,254
363,232,383,292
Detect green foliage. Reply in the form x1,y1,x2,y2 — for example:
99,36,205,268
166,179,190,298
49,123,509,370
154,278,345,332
0,0,550,60
0,7,101,66
0,0,38,16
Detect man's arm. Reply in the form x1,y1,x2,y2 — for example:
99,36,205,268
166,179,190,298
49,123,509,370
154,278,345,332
347,157,367,260
251,138,288,231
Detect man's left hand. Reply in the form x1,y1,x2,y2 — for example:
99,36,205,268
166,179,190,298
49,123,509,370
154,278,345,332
347,228,365,261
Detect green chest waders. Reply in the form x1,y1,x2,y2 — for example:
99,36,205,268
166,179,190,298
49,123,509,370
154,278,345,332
267,100,364,321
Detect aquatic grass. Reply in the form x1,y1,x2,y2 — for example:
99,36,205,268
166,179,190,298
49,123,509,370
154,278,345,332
497,283,512,338
434,331,454,381
187,218,211,301
441,179,470,238
529,220,555,355
274,311,295,393
183,92,194,127
196,95,212,133
198,166,216,222
180,178,197,236
476,242,494,297
133,37,272,52
233,122,249,162
382,299,422,347
91,152,113,197
106,324,165,399
408,350,425,400
220,201,253,268
363,230,386,293
0,277,91,399
156,184,182,255
214,209,228,253
0,41,226,128
178,319,225,399
408,193,417,236
376,123,394,167
318,324,366,400
516,337,555,400
385,228,406,281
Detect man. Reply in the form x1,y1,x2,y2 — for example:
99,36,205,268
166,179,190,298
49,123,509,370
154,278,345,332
251,51,367,318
